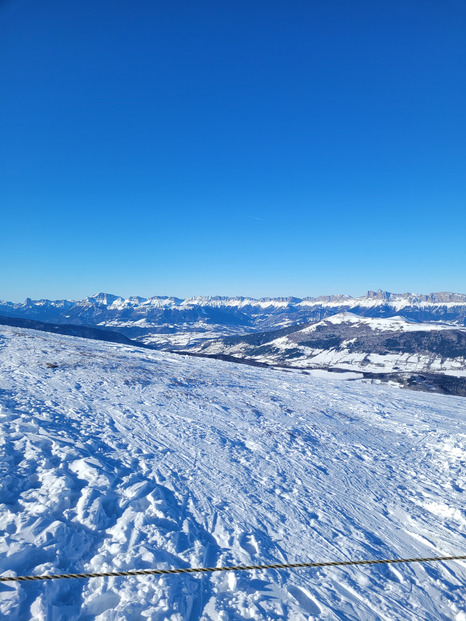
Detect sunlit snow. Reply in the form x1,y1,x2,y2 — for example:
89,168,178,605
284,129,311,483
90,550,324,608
0,326,465,620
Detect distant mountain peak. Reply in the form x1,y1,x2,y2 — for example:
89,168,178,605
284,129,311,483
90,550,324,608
366,289,392,300
86,292,120,305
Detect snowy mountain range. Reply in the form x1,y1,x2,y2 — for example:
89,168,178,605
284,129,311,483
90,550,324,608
1,290,466,350
1,324,465,619
2,290,465,396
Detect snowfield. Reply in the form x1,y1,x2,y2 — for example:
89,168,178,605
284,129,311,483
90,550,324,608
0,326,465,620
299,313,463,332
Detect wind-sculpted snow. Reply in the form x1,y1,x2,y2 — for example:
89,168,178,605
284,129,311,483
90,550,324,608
0,326,465,620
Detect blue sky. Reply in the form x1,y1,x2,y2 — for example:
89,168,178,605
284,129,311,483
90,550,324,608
1,0,465,301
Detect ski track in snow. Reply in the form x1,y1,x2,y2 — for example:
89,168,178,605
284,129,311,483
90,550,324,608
0,326,465,620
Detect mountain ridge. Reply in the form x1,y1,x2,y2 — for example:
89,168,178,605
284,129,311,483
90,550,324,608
5,289,466,309
1,290,465,350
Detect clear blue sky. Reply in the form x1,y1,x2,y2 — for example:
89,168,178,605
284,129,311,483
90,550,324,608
1,0,465,302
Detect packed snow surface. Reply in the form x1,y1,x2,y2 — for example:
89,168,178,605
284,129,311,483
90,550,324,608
0,326,465,620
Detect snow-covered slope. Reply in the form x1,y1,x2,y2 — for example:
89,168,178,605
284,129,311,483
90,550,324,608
1,290,465,349
0,326,465,620
188,313,466,382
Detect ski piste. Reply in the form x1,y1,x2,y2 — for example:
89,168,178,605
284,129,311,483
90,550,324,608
0,325,465,619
